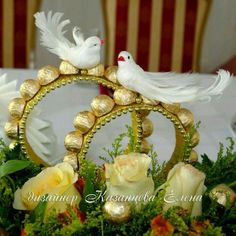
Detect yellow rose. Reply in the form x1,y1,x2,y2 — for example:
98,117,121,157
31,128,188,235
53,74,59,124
105,153,154,200
163,162,206,217
13,162,81,214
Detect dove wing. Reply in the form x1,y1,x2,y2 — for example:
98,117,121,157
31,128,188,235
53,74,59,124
34,11,74,60
134,73,198,103
72,27,84,47
137,70,231,103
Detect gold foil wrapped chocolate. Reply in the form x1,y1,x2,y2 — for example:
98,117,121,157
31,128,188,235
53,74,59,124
188,149,198,163
113,88,137,105
20,79,40,101
141,95,159,105
63,152,78,170
161,103,180,114
139,110,150,118
140,139,151,154
91,95,115,117
5,120,19,139
59,61,79,74
8,98,26,119
210,184,236,207
64,131,83,151
37,65,60,85
142,118,154,138
73,111,95,134
87,64,105,76
177,108,194,129
104,66,119,84
191,131,200,147
103,201,131,223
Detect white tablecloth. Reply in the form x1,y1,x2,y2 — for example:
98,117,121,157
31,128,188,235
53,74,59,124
1,68,236,164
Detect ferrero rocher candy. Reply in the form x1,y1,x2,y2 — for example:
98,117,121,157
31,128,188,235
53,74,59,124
63,152,78,170
104,66,119,84
73,111,95,134
161,102,180,114
191,131,200,147
91,95,115,117
140,139,151,154
188,149,198,163
141,95,159,105
87,63,105,76
142,118,154,138
59,61,79,74
8,98,26,119
20,79,40,101
5,120,18,139
140,110,150,118
103,201,131,223
177,108,194,129
37,65,60,85
113,88,137,105
209,184,236,207
64,131,83,151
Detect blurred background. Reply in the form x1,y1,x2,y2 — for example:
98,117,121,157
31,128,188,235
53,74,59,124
0,0,236,74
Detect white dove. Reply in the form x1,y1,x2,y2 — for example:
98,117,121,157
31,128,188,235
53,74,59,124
117,51,232,104
34,11,104,69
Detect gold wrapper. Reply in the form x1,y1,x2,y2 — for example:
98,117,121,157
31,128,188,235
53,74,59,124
142,118,154,138
104,66,119,84
140,110,150,118
210,184,236,207
161,102,180,114
91,95,115,117
5,120,18,139
37,65,60,85
59,61,79,74
64,131,83,151
177,108,194,128
141,95,159,105
8,98,26,119
73,111,95,134
103,201,130,223
20,79,40,101
113,88,137,105
87,64,105,76
140,139,151,154
63,152,78,170
188,149,198,163
191,131,200,147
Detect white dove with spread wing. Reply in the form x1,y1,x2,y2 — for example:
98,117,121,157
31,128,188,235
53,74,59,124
34,11,104,69
117,51,232,104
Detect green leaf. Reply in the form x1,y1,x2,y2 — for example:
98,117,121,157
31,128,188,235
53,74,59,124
0,160,31,178
29,194,48,223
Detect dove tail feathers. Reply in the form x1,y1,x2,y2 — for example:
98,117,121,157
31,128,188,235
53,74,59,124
34,11,72,59
197,70,232,102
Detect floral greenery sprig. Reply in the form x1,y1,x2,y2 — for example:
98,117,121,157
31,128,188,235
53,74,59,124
0,139,42,235
194,137,236,190
99,125,135,163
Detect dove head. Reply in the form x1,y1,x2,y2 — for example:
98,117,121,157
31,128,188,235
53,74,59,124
117,51,134,67
84,36,103,53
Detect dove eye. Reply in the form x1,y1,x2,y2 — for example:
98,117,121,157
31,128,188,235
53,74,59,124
94,43,98,46
127,56,130,59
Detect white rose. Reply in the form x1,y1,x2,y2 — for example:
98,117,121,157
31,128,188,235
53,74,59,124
105,153,154,201
13,162,81,214
163,162,206,216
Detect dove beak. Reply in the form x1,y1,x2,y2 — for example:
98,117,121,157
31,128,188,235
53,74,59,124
118,56,125,62
100,39,105,45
